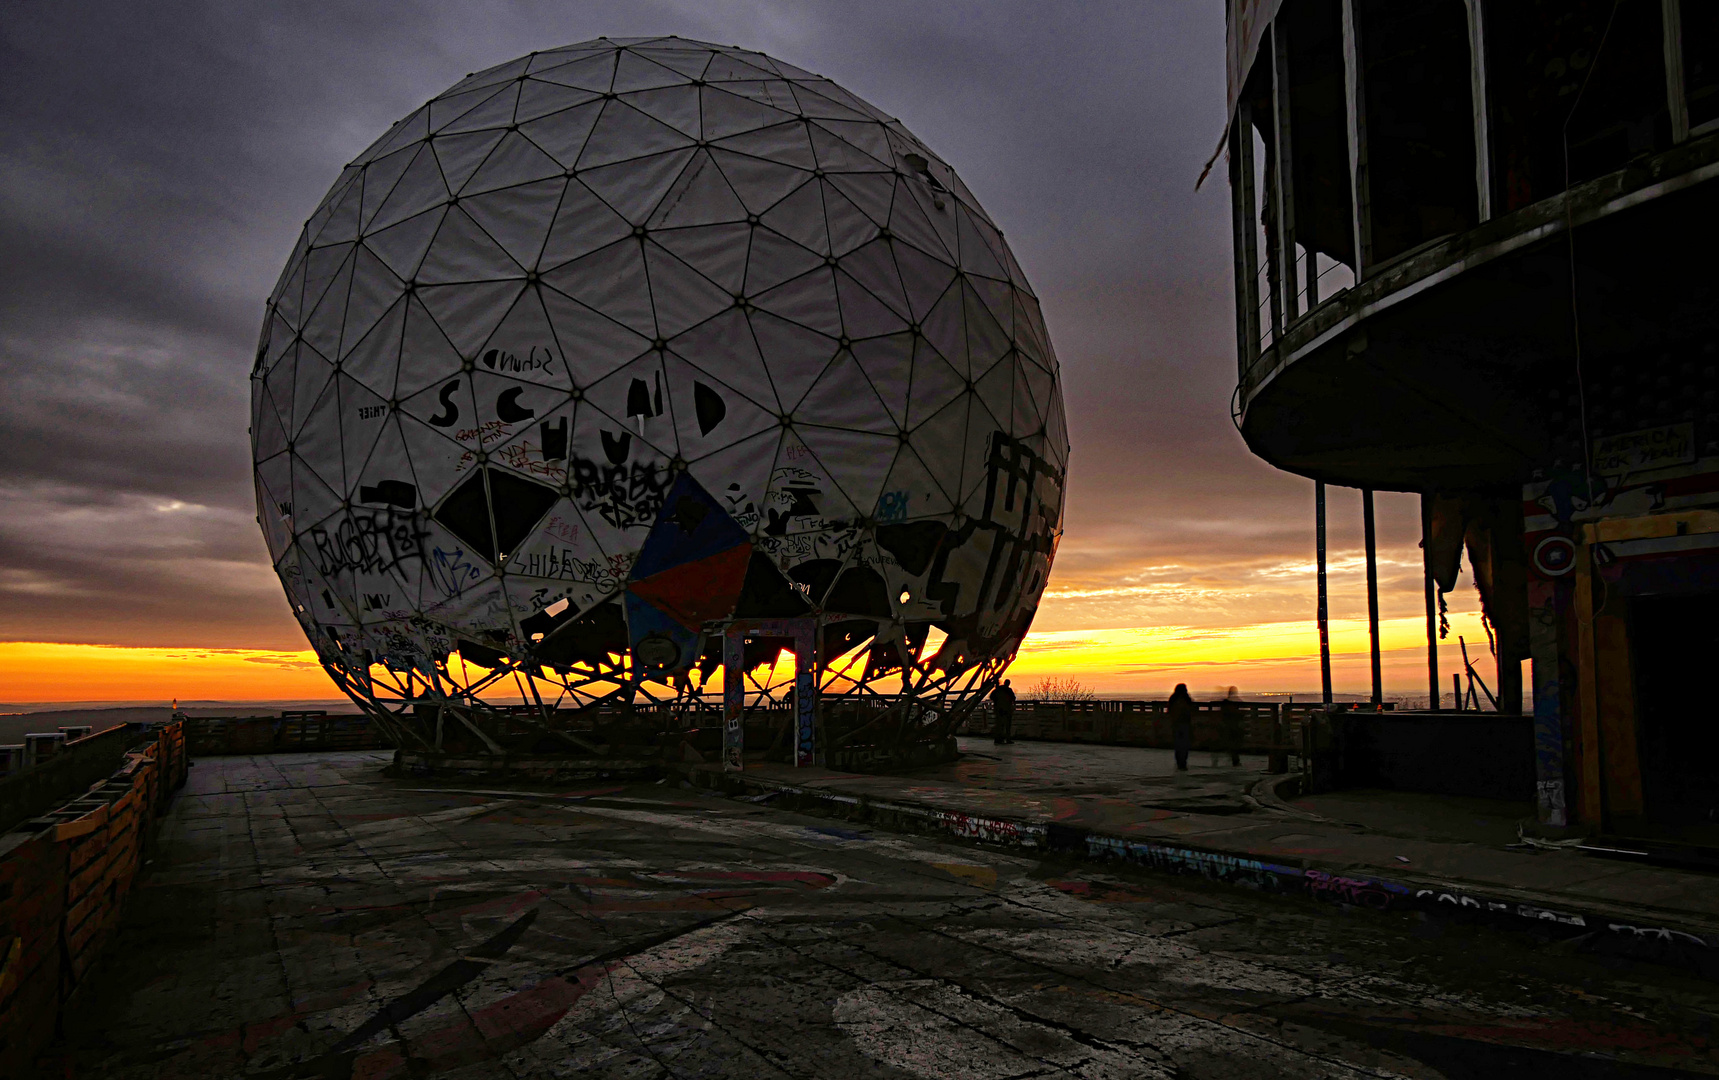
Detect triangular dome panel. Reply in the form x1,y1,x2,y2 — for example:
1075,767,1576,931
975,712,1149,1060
796,349,897,435
460,177,564,269
366,144,450,234
395,294,467,399
613,49,690,93
414,279,525,359
359,143,423,232
537,178,633,268
517,79,601,125
620,84,702,139
536,286,652,388
579,101,697,170
436,83,520,136
461,132,563,196
540,239,654,338
431,129,508,193
647,150,747,229
643,241,737,338
578,147,696,224
417,207,523,284
668,305,779,411
748,308,836,413
531,52,617,93
476,287,577,392
519,99,603,168
650,222,750,292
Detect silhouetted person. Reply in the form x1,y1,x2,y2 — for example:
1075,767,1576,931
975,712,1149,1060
991,679,1016,745
1220,686,1244,767
1169,683,1194,771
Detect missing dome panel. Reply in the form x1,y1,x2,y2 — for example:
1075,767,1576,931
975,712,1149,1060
432,466,560,563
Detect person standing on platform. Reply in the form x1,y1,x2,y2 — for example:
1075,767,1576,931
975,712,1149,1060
991,679,1016,745
1220,686,1244,767
1169,683,1194,771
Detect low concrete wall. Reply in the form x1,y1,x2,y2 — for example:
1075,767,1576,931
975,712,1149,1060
183,712,391,755
960,700,1531,801
0,725,153,834
0,721,187,1074
959,699,1330,752
1331,712,1536,800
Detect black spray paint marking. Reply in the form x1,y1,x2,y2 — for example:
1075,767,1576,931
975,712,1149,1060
482,346,556,375
428,379,462,427
496,387,535,423
308,509,428,578
427,546,483,597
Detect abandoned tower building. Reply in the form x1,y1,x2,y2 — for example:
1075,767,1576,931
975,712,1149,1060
1224,0,1719,831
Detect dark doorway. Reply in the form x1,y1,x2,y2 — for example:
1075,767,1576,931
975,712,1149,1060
1631,591,1719,822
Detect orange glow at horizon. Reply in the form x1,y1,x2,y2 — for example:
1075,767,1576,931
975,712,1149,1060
0,642,330,705
2,608,1504,705
1008,609,1504,698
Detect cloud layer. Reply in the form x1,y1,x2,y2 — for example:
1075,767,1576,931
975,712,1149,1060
0,2,1466,691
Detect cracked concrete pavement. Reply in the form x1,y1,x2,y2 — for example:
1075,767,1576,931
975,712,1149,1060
50,751,1719,1078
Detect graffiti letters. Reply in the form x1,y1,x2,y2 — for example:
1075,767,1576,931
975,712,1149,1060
1087,836,1287,889
568,455,671,530
495,386,535,423
1410,888,1587,926
494,441,567,481
428,379,461,427
542,514,580,545
455,419,510,447
875,489,910,522
511,545,623,591
308,510,426,578
482,346,556,376
934,810,1033,845
1306,870,1391,909
1607,923,1711,948
426,546,483,597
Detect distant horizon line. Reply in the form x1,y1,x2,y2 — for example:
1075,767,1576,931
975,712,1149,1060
1,689,1445,714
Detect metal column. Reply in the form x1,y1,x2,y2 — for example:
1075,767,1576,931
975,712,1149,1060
792,623,817,767
1422,493,1439,709
1341,0,1372,275
1229,104,1262,379
1317,481,1332,707
1271,22,1299,322
1363,488,1382,707
722,631,745,771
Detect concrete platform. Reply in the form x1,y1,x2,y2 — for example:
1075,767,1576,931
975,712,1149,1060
48,750,1719,1077
683,736,1719,950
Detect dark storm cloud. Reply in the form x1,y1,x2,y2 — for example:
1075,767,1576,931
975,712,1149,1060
1,1,1394,652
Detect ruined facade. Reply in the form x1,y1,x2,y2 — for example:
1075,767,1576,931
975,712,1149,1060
1225,1,1719,828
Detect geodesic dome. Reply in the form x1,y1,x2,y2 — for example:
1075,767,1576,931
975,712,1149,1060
250,36,1067,744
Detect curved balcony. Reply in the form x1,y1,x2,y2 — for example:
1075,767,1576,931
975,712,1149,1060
1229,0,1719,493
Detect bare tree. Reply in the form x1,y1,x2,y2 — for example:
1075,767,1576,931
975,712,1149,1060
1022,675,1098,703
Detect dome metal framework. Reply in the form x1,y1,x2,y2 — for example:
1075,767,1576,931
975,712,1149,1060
251,36,1068,765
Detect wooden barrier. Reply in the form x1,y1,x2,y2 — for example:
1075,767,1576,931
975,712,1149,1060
0,720,187,1074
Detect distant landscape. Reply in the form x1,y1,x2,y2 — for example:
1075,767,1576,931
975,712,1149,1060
0,700,360,746
0,687,1463,749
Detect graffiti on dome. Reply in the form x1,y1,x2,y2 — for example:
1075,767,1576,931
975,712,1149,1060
306,510,427,578
250,38,1069,726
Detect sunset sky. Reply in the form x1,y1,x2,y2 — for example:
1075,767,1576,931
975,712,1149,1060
0,2,1491,705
